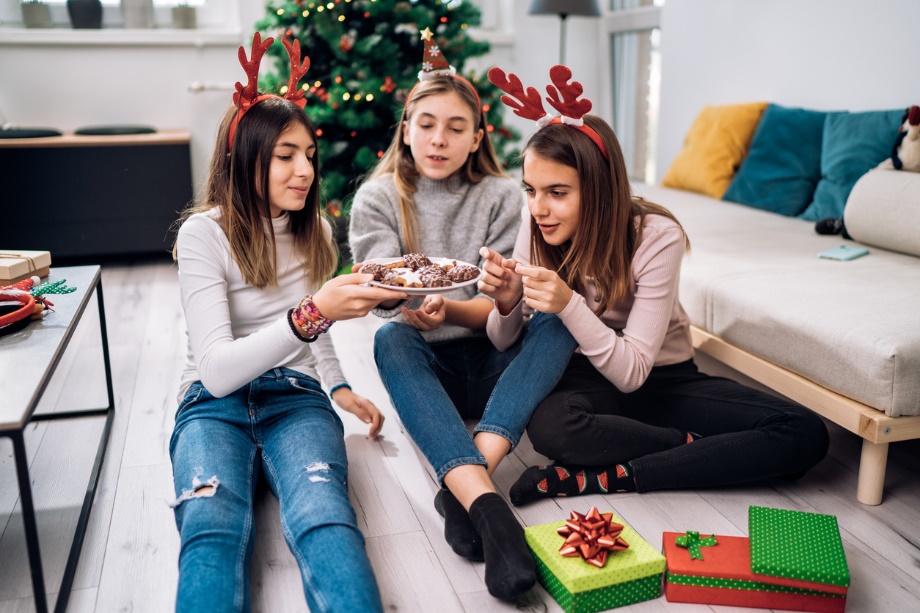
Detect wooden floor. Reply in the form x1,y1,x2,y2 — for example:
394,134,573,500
1,261,919,612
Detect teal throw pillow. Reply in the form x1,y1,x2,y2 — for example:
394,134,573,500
799,109,904,221
723,104,827,216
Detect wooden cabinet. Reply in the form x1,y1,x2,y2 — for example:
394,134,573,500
1,131,193,260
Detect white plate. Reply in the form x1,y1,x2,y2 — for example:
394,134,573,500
361,257,483,295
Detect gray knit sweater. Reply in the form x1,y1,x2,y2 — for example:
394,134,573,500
349,172,524,343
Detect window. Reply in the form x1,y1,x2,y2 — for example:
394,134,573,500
600,0,663,183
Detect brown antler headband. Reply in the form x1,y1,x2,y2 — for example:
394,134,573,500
487,65,608,159
228,33,310,148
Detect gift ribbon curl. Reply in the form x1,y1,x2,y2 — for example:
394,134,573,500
675,530,718,560
557,507,629,568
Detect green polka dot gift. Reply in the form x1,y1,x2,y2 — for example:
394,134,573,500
748,506,850,589
524,507,665,613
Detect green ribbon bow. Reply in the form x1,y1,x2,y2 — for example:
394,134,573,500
31,279,76,296
675,530,718,560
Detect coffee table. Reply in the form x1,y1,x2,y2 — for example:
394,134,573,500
0,265,114,613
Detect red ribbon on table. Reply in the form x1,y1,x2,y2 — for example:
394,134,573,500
557,506,630,568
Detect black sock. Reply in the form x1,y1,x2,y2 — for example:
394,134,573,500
509,463,637,506
434,488,484,561
468,492,536,601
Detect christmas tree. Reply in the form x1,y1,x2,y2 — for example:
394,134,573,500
255,0,520,267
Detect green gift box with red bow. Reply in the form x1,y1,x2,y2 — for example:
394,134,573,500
524,508,665,613
663,506,849,612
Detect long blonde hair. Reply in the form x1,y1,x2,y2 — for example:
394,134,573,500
174,98,337,288
525,115,689,315
367,76,506,253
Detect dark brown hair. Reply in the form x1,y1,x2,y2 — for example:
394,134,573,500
524,114,689,315
174,97,336,288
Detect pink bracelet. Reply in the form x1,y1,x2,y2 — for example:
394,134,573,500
291,295,333,338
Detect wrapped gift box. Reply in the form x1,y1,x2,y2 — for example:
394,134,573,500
525,510,665,613
0,250,51,285
749,505,850,589
663,531,847,612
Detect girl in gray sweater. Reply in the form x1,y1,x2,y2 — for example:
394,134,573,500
349,70,575,602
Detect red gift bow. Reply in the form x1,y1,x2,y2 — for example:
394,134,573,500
557,507,630,568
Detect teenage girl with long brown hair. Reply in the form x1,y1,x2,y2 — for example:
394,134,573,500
170,35,405,612
480,66,829,506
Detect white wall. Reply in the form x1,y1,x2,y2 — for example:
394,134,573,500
657,0,920,177
468,0,605,147
10,2,916,200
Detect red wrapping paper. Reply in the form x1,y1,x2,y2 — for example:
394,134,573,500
663,532,847,613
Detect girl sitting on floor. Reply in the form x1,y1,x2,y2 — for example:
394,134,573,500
170,34,405,613
479,65,829,505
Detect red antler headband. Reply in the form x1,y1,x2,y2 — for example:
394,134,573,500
487,65,608,159
228,33,311,148
405,27,481,110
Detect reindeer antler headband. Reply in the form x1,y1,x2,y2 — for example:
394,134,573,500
487,65,608,159
228,33,311,148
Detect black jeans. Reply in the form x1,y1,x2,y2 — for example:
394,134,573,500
526,355,829,493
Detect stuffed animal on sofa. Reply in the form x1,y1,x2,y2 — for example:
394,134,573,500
878,105,920,172
816,105,920,236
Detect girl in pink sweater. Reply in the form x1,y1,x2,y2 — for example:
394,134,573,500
481,67,829,503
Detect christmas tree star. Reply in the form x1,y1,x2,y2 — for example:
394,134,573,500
420,27,433,41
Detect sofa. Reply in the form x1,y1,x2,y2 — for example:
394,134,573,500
640,102,920,505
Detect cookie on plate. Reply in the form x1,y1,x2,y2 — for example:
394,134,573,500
447,264,480,283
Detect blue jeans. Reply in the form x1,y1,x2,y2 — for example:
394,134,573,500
169,368,382,613
373,312,577,483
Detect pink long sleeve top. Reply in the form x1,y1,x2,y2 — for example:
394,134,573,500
486,207,694,393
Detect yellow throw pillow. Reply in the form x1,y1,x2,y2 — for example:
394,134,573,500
662,102,769,198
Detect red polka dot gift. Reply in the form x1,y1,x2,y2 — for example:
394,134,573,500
663,505,849,612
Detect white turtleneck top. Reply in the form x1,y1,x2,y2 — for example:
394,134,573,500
176,208,346,400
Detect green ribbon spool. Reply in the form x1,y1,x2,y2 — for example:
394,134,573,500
675,530,718,560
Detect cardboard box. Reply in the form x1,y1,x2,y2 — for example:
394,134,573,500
663,531,847,612
0,250,51,285
525,510,665,613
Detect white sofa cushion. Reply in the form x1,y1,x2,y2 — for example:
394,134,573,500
844,168,920,257
633,183,920,417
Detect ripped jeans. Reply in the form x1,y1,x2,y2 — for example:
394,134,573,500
169,368,382,613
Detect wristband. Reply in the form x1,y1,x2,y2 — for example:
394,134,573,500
291,295,334,338
287,308,318,342
330,383,352,396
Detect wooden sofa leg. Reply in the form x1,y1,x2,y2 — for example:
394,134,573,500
856,440,889,505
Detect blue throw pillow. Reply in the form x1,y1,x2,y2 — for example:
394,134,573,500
723,104,827,216
799,109,904,221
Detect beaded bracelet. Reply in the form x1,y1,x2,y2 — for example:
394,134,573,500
287,308,318,343
291,295,333,338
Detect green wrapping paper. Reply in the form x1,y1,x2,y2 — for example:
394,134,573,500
525,511,665,613
748,506,850,588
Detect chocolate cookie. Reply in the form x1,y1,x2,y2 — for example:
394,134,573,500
418,265,452,287
402,253,432,271
358,262,389,281
447,264,480,282
380,270,403,287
